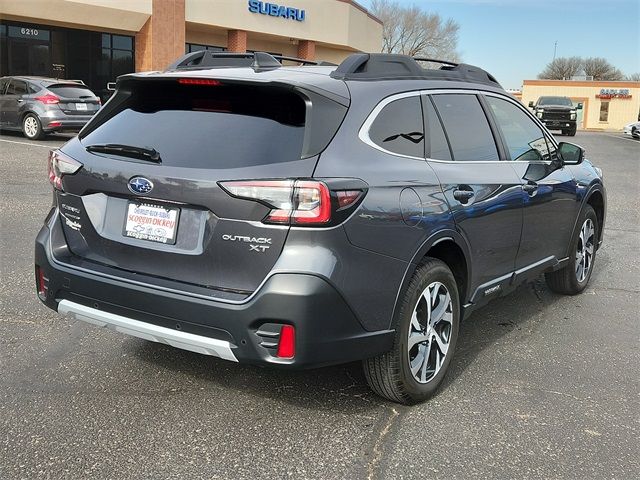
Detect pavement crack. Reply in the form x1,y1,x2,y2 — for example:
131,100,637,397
367,406,400,480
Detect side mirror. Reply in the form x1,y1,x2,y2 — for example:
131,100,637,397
558,142,584,165
577,103,583,110
528,101,534,108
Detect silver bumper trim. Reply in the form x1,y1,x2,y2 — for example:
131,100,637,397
57,300,238,362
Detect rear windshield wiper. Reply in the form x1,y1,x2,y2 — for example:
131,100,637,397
85,143,161,163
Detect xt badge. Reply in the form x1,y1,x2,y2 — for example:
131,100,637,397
222,234,272,253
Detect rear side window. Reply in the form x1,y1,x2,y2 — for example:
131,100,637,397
48,85,95,98
432,94,499,161
81,81,306,169
369,96,424,158
486,96,552,161
423,96,452,161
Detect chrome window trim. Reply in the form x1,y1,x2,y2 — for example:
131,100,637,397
358,88,560,165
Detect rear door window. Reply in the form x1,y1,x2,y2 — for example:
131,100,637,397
423,96,452,161
81,81,307,169
7,80,27,96
368,96,425,158
431,94,499,161
485,96,552,161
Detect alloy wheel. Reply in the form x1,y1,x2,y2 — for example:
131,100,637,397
24,116,39,138
407,281,453,384
575,218,595,283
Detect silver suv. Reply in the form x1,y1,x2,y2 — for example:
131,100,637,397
0,76,100,140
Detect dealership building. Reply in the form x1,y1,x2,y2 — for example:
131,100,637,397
521,79,640,131
1,0,382,99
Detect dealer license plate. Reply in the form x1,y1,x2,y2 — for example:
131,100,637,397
124,202,180,245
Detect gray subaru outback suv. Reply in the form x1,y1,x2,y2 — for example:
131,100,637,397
35,52,606,404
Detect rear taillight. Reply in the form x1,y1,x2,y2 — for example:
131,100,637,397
220,180,362,226
36,266,48,300
48,150,83,191
35,93,60,104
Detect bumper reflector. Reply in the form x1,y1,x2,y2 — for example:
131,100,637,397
36,266,48,300
276,325,295,359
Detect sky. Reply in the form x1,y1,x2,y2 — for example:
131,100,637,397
359,0,640,89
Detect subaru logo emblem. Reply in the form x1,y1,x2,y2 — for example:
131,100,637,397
128,177,154,195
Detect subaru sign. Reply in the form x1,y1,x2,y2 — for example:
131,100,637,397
248,1,306,21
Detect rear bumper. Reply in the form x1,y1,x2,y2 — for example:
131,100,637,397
35,222,394,369
42,119,90,132
39,111,94,132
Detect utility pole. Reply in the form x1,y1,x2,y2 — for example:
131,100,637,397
553,41,558,61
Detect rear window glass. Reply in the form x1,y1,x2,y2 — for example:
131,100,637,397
432,94,499,162
81,81,306,169
48,85,96,98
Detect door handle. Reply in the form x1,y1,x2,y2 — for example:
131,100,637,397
453,188,474,204
16,99,24,103
522,182,538,195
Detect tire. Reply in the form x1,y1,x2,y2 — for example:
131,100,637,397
561,130,568,136
632,128,639,140
22,114,44,140
545,205,598,295
363,258,460,404
569,128,577,137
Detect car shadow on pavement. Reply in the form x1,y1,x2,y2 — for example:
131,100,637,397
130,275,565,411
0,129,75,142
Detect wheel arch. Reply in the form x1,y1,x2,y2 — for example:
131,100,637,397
585,188,605,247
389,230,471,330
20,110,42,125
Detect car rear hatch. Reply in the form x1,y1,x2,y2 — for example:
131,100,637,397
51,75,347,299
47,83,101,115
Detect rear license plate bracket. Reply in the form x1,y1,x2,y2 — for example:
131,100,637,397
123,202,180,245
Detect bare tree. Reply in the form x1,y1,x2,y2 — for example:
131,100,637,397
583,57,624,81
626,73,640,81
371,0,460,61
538,57,583,80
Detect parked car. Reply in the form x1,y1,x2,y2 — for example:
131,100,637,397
528,96,581,136
35,52,606,404
0,76,100,140
623,121,640,139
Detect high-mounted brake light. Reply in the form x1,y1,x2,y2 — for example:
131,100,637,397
48,150,83,191
35,93,60,104
220,180,332,226
178,78,222,86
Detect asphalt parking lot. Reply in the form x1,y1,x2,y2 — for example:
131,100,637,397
1,131,638,479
